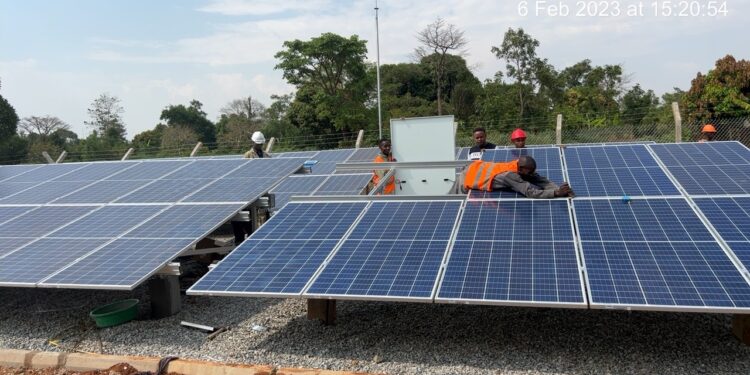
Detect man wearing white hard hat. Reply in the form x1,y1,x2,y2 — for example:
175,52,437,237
244,131,271,158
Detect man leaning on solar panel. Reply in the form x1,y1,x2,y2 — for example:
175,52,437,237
461,155,574,199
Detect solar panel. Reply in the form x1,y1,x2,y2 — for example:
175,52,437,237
105,160,191,180
0,165,43,182
182,177,279,203
229,158,303,178
271,176,327,193
456,147,469,160
124,204,241,239
468,147,564,199
312,174,371,195
49,205,167,238
307,161,338,175
114,179,215,203
3,163,88,183
0,206,98,238
0,238,34,257
52,180,153,204
41,238,195,289
0,181,93,204
164,159,247,179
0,206,37,226
436,200,584,306
305,201,462,300
314,149,356,163
276,151,319,158
694,197,750,268
574,198,750,311
0,182,37,199
0,238,110,286
270,192,302,210
188,202,368,296
563,145,679,197
51,162,131,181
649,142,750,195
347,147,380,162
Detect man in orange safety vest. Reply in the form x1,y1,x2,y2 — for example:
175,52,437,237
462,156,573,198
372,139,397,194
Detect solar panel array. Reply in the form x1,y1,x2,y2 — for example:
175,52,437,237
190,141,750,315
0,157,304,289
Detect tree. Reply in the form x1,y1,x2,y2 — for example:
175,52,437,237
0,92,19,140
160,126,199,156
415,17,467,115
491,28,541,118
160,100,216,145
131,124,167,154
220,96,266,121
85,93,127,142
685,55,750,121
621,84,659,136
19,116,70,137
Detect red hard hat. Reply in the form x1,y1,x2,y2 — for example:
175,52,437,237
510,128,527,140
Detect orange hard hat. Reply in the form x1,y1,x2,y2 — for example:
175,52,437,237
510,128,527,140
702,124,716,133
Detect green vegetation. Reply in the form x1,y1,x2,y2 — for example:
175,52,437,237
1,25,748,164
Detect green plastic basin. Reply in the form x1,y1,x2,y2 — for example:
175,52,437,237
89,299,139,328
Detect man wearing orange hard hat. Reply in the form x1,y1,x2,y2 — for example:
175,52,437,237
699,124,716,143
510,128,527,148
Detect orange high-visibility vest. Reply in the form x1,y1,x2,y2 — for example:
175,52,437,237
373,154,396,194
464,160,518,191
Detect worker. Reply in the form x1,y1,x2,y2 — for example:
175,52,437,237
462,156,573,198
468,127,497,160
244,131,271,158
699,124,717,142
372,139,397,194
510,128,527,148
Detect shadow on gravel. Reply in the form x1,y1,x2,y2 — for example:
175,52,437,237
0,288,280,356
257,301,750,374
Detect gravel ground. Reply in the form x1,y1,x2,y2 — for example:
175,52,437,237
1,287,749,375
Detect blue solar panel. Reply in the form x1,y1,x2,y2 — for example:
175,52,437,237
574,198,750,310
564,144,679,197
0,182,37,199
252,202,368,240
314,149,355,163
271,176,327,193
456,147,469,160
347,148,380,162
183,177,279,203
3,163,88,183
437,200,584,306
0,238,110,286
0,165,43,182
50,205,167,238
41,238,195,289
650,141,750,167
694,197,750,268
305,201,461,300
51,162,130,181
0,206,98,238
106,161,191,180
0,206,37,225
307,161,338,175
165,159,247,179
124,204,240,239
0,238,34,257
188,202,369,296
313,174,371,195
115,179,215,203
230,158,303,178
276,151,319,158
0,181,92,204
53,180,153,204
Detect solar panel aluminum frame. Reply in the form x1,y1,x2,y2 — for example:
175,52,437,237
186,200,373,298
571,196,750,314
39,203,245,290
301,199,466,303
433,197,588,308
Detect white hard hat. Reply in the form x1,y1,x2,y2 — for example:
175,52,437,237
251,131,266,144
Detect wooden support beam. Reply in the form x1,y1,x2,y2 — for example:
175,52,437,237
355,129,364,148
55,151,68,163
307,299,336,325
732,314,750,345
190,142,203,157
265,137,275,153
42,151,54,164
121,148,134,161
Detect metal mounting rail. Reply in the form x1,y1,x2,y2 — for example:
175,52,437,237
336,160,471,170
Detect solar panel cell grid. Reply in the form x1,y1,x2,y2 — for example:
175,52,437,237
105,161,191,180
0,181,93,204
347,201,461,241
124,204,240,239
0,238,110,285
183,177,279,203
312,174,371,195
251,202,368,240
3,163,88,183
164,159,247,179
694,197,750,268
50,205,167,238
314,149,355,163
0,206,38,226
0,183,37,199
0,238,35,258
271,176,327,193
229,159,303,178
52,162,131,181
115,179,216,203
0,165,43,182
0,206,98,238
52,180,153,204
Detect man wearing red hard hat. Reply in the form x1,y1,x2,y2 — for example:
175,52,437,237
510,128,526,148
699,124,716,143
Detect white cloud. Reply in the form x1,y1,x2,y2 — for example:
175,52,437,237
198,0,332,16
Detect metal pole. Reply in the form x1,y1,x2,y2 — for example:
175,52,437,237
375,0,383,140
672,102,682,143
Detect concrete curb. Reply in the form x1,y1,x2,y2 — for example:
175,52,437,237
0,349,376,375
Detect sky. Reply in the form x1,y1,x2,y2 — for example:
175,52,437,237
1,0,747,139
